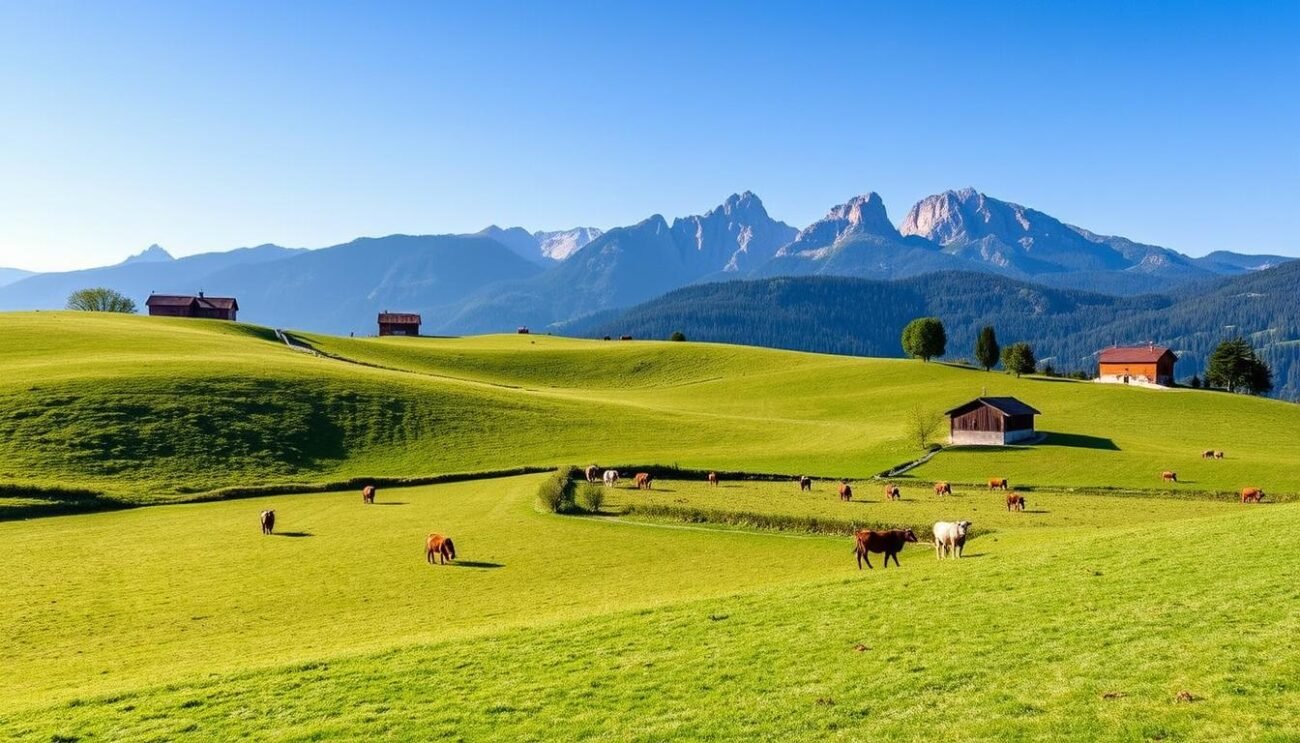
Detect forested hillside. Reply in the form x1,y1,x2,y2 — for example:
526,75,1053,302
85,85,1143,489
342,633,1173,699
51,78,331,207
577,265,1300,400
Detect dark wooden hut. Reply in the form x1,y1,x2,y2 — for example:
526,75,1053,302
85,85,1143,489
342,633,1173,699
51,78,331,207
944,397,1040,446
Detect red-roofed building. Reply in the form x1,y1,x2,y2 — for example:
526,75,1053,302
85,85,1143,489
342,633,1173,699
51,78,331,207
1097,344,1177,386
145,292,239,321
378,312,421,337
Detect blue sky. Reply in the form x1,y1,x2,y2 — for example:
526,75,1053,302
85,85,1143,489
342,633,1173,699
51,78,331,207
1,1,1297,271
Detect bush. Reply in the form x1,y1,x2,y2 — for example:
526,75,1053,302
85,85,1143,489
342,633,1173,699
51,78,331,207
537,466,580,513
577,482,605,513
670,331,687,342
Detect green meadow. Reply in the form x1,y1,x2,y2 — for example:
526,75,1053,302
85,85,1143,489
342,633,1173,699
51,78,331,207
2,312,1298,741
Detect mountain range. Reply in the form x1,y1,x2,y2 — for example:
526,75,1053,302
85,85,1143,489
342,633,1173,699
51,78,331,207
0,187,1292,340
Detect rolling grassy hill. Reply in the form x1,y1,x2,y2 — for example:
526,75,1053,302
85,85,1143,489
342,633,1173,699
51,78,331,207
2,311,1298,511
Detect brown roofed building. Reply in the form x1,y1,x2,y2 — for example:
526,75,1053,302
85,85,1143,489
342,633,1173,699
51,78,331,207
1097,344,1177,386
378,312,421,337
145,292,238,321
945,397,1041,446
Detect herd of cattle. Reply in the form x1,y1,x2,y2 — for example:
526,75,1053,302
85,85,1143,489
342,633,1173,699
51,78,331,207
254,451,1270,569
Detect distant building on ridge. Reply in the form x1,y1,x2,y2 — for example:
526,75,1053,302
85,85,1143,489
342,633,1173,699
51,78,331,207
1096,344,1177,387
378,312,421,337
145,292,239,321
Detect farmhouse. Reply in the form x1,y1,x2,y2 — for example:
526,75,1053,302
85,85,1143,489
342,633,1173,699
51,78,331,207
378,312,421,337
1097,344,1177,386
145,293,238,321
945,396,1040,446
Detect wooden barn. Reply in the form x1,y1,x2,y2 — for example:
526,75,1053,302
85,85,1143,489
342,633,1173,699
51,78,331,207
945,397,1041,446
1097,344,1177,386
378,312,421,337
145,293,238,321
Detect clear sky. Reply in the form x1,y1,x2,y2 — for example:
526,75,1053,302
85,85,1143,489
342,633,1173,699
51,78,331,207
1,1,1297,271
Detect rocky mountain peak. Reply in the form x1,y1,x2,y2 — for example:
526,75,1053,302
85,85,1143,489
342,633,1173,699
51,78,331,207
121,244,174,265
775,192,899,257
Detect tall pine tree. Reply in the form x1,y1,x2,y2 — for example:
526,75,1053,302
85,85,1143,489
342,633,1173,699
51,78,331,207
974,326,999,371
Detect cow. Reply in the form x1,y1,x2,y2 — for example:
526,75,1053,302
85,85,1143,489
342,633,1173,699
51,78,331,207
634,472,653,490
425,533,456,565
260,509,275,535
934,481,952,497
707,472,719,487
799,476,812,492
988,478,1009,491
585,465,600,483
1215,450,1225,460
882,484,900,501
1006,493,1026,511
933,520,972,559
838,481,853,502
1161,471,1178,483
602,469,619,487
853,528,918,570
362,485,376,504
1202,449,1215,459
1241,487,1265,504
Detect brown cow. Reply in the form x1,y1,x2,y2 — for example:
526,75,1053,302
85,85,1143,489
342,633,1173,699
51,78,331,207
362,485,376,504
934,481,952,497
585,465,600,483
838,481,853,502
260,509,275,535
882,484,900,501
799,476,812,492
1240,487,1264,504
1161,471,1178,483
425,533,457,565
988,478,1009,491
1202,449,1215,459
1215,450,1225,460
853,528,918,569
1006,493,1026,511
707,472,719,487
634,472,654,490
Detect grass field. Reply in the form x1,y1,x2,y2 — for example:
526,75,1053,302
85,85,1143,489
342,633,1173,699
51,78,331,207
4,312,1300,740
2,475,1297,741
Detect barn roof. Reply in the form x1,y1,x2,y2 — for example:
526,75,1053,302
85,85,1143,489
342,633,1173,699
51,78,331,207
378,312,422,324
1098,345,1175,363
944,396,1041,418
146,294,238,310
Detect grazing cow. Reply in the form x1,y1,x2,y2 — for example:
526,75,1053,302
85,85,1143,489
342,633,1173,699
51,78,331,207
1215,450,1225,460
634,472,654,490
425,533,456,565
988,478,1009,491
707,472,719,487
362,485,376,504
1241,487,1264,504
934,481,952,497
585,465,600,483
853,528,918,570
1005,493,1026,511
602,469,619,487
882,484,900,501
799,476,812,492
838,481,853,501
933,520,972,559
260,509,275,535
1202,449,1215,459
1161,471,1178,483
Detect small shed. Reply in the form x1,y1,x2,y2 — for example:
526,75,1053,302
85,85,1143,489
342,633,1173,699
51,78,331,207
146,292,239,321
1097,344,1177,386
945,397,1040,446
378,312,421,337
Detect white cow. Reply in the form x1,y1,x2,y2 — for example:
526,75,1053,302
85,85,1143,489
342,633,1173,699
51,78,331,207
933,520,972,559
602,469,619,487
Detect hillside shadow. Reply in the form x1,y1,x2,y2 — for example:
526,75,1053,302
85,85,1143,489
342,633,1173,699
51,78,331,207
451,561,504,569
275,531,313,538
1039,432,1120,451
